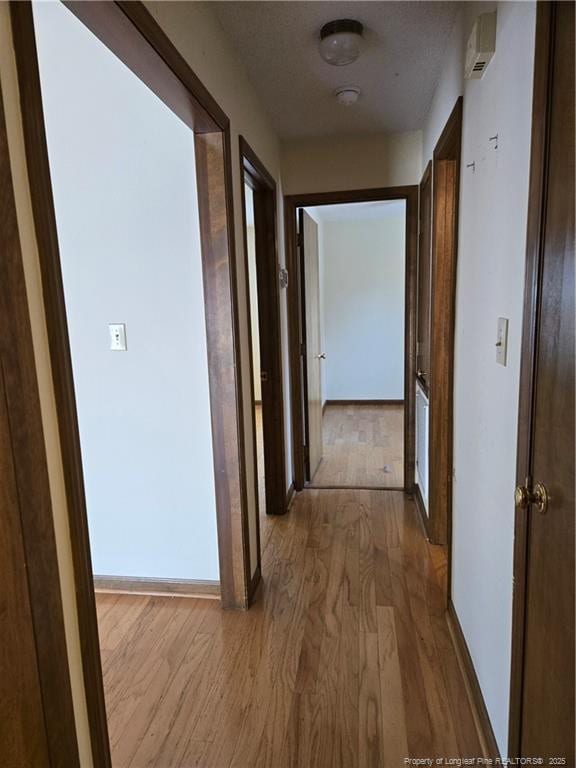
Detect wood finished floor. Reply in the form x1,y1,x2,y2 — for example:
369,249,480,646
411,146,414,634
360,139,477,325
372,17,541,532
97,489,482,767
312,404,404,488
255,404,404,496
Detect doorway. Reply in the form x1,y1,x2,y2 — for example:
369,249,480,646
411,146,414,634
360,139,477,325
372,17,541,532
299,201,406,489
239,137,287,593
285,187,418,494
11,2,251,765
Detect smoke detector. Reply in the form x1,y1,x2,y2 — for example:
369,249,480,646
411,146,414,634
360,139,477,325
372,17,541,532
465,12,496,79
334,85,361,106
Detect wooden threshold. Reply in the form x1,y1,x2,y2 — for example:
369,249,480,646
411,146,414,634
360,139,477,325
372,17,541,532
446,601,500,759
324,399,404,407
93,576,220,599
305,485,406,492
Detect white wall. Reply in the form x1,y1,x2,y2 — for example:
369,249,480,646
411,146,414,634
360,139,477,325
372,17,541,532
423,2,536,754
422,10,467,164
282,131,422,195
34,1,219,580
316,208,406,401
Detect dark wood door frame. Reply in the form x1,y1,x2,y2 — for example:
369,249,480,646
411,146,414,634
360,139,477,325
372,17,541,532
239,137,287,598
428,97,463,547
298,209,324,483
0,77,80,768
416,160,432,395
284,185,419,493
509,2,574,755
298,209,312,482
11,2,253,765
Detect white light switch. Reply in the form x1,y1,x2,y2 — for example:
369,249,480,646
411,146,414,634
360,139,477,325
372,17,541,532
109,323,127,351
496,317,508,366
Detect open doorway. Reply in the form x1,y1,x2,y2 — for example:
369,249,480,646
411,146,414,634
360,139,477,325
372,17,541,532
300,201,406,488
32,0,221,597
243,184,266,516
240,138,287,580
286,187,418,493
14,1,251,763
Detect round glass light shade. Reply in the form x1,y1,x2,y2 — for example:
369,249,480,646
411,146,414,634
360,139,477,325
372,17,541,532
319,20,364,66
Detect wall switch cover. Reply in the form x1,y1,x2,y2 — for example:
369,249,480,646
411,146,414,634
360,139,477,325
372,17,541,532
496,317,508,366
109,323,127,351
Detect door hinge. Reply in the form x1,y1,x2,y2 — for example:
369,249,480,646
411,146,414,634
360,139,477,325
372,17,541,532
300,343,306,356
297,232,303,248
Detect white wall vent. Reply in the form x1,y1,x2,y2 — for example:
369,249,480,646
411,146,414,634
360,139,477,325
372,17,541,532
465,12,497,79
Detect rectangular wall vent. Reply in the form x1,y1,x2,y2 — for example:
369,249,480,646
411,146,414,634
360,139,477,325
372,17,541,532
465,12,497,80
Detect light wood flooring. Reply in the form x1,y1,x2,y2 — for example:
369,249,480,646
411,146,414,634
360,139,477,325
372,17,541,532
255,403,404,495
96,489,482,767
311,404,404,488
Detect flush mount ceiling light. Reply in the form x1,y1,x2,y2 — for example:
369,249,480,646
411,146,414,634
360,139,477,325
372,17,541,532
319,19,364,66
334,85,361,106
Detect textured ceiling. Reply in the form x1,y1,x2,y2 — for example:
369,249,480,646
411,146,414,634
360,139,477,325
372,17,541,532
211,1,460,139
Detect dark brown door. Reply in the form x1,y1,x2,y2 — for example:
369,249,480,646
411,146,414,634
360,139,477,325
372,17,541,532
417,162,432,390
513,2,575,760
242,138,287,520
299,209,323,480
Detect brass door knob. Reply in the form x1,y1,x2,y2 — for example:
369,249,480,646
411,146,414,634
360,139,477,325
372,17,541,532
515,482,550,514
514,485,530,508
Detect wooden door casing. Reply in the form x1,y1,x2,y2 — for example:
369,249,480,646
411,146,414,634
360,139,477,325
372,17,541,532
0,76,80,766
286,186,418,495
429,158,458,545
0,362,51,768
300,210,324,480
428,97,463,548
417,162,432,391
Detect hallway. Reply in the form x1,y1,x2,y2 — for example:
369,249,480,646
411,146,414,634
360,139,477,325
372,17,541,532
97,489,482,767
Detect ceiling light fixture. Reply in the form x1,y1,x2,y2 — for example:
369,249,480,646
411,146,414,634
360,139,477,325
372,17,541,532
334,85,361,106
319,19,364,66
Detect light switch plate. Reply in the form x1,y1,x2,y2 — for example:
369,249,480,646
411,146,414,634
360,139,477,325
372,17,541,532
109,323,127,351
496,317,508,366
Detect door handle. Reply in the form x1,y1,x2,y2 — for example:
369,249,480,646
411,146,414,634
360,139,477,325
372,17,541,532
315,353,326,360
514,481,550,514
